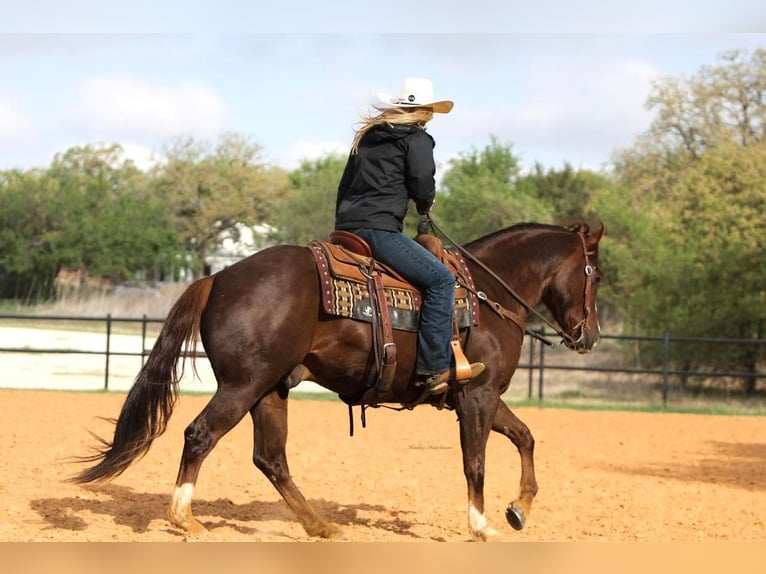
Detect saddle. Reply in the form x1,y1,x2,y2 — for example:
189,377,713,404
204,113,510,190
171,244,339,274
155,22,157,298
308,229,480,400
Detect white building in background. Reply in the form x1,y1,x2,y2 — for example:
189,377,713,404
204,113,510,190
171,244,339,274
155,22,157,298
204,223,277,275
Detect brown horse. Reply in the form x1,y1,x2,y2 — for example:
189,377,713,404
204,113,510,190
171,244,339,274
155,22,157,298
71,221,604,541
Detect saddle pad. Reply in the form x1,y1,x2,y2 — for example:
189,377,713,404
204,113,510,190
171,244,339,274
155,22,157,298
309,241,476,332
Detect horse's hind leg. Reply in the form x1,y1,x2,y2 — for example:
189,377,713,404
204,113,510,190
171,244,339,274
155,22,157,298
168,385,260,533
491,401,538,531
250,390,342,539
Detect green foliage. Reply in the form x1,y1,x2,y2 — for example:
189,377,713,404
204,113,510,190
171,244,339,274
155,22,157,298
47,144,180,280
0,168,59,298
0,135,294,298
151,133,290,275
0,146,181,299
435,136,554,243
516,161,613,226
645,48,766,157
275,154,346,245
606,48,766,391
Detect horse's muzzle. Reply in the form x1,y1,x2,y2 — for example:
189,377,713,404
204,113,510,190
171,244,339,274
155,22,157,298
565,324,600,353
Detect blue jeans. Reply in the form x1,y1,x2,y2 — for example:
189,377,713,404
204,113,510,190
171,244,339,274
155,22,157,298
352,228,455,375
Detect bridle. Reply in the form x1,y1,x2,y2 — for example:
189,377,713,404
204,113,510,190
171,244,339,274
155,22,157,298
425,216,597,348
567,230,598,347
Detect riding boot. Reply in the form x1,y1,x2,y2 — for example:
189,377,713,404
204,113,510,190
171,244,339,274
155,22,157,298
423,362,486,395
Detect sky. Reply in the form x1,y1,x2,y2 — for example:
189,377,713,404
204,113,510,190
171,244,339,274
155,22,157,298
1,2,765,175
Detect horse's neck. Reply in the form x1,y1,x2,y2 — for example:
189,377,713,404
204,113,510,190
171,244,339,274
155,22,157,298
467,231,565,303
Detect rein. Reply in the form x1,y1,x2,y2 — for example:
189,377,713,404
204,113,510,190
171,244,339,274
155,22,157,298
425,215,593,348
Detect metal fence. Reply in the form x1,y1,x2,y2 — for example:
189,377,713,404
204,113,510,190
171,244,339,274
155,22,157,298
521,330,765,407
0,313,164,391
1,313,764,407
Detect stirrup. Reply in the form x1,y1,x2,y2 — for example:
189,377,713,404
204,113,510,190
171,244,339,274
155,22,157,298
422,362,486,395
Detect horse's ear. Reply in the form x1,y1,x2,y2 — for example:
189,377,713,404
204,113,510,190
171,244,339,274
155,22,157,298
587,222,605,245
560,220,604,241
560,220,589,234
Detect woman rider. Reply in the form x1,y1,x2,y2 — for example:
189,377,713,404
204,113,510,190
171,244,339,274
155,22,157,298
334,77,485,395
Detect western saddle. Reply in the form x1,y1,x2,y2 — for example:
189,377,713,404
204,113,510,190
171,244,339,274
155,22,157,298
308,229,479,402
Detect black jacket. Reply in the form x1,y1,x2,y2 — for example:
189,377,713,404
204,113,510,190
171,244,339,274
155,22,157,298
335,124,436,233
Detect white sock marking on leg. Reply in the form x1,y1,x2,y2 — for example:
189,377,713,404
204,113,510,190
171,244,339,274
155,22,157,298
171,482,194,515
468,502,488,535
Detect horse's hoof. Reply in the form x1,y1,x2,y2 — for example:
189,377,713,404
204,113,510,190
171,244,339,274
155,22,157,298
186,519,208,534
170,518,207,534
307,522,344,539
323,525,345,540
475,527,501,542
167,509,207,534
505,502,526,531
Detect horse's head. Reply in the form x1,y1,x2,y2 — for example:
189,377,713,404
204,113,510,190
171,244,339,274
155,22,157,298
542,222,605,353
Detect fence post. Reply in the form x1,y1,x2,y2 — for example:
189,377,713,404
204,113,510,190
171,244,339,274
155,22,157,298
104,313,112,391
662,332,670,406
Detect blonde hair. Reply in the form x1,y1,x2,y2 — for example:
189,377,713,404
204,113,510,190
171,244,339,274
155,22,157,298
350,106,434,153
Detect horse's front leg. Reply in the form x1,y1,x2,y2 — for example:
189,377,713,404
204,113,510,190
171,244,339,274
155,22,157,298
454,386,501,541
491,400,538,531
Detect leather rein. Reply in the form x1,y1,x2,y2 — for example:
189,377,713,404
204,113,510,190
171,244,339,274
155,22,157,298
425,216,596,348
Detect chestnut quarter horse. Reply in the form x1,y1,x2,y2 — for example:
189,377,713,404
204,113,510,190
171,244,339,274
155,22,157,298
71,221,605,541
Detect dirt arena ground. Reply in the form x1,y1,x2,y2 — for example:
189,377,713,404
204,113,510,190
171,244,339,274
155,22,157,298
1,389,764,542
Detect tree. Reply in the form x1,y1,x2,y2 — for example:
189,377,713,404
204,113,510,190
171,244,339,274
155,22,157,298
603,48,766,393
435,136,554,243
274,154,345,245
0,168,61,299
516,162,612,225
47,144,181,281
643,48,766,159
0,145,182,300
152,133,290,276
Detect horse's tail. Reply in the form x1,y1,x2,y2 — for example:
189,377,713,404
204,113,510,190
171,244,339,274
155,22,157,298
69,276,215,484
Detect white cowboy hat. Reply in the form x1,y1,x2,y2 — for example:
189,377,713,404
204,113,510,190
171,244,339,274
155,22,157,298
376,77,454,114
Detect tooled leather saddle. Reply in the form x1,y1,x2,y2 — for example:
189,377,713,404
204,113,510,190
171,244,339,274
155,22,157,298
308,229,480,398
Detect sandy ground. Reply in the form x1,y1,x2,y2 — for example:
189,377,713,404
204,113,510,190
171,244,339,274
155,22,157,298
0,389,764,542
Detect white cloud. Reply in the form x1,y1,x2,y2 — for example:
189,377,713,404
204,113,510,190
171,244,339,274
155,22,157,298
518,56,658,144
118,142,161,171
275,140,349,170
64,75,226,140
444,54,661,169
0,97,29,143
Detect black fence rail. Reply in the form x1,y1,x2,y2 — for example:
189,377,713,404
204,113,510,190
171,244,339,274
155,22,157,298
0,313,165,391
522,330,765,405
1,313,764,405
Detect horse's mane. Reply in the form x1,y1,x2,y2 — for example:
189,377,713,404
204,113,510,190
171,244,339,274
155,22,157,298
464,221,586,249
